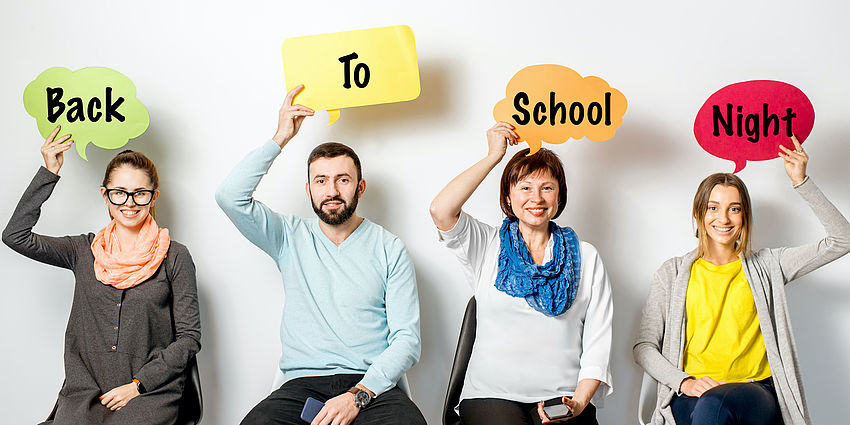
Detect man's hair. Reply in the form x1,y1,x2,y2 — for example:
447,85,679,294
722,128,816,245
307,142,362,182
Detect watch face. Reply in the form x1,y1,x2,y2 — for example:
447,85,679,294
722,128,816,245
354,390,371,407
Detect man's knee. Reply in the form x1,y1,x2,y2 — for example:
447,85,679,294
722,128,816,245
396,405,427,425
240,407,274,425
357,389,426,425
240,397,302,425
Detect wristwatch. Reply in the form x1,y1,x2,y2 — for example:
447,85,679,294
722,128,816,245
132,378,145,394
347,386,372,409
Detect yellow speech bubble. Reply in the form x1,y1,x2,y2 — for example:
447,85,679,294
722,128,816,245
493,65,627,154
23,67,149,160
282,25,421,125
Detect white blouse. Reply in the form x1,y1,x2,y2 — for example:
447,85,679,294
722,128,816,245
439,212,614,406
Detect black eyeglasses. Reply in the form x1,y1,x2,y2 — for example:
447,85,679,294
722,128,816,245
104,188,156,206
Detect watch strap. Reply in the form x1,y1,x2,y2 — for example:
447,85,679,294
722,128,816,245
132,378,145,394
347,386,372,408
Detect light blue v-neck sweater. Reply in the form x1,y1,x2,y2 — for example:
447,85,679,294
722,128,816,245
215,139,421,395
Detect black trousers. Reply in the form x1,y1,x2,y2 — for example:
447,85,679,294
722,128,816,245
459,397,599,425
240,373,426,425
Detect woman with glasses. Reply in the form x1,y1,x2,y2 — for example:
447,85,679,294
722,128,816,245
3,126,201,424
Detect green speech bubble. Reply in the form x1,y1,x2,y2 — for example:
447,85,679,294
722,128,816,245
23,67,150,160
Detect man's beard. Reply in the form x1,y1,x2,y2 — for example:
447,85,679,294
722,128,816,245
311,193,359,225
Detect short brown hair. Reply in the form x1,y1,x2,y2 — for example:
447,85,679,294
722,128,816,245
692,173,753,258
307,142,362,182
500,148,567,220
102,150,159,219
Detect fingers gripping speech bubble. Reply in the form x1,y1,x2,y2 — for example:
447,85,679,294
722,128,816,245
23,67,150,160
282,25,421,125
493,65,627,154
693,80,814,173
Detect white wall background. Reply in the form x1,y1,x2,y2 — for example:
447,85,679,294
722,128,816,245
2,1,849,423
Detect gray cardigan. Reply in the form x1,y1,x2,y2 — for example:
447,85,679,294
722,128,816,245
633,177,850,425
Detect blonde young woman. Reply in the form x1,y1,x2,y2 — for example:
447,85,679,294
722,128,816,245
3,126,200,424
634,136,850,425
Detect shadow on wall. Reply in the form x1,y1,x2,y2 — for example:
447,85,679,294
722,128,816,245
558,115,686,249
323,61,453,145
808,126,850,184
409,263,464,425
786,282,850,425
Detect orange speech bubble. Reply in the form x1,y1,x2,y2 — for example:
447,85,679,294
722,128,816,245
493,65,627,154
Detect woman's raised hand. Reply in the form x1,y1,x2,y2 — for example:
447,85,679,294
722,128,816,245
41,125,74,175
778,134,808,186
486,122,518,160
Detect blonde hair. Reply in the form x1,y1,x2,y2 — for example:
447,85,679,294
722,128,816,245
692,173,752,258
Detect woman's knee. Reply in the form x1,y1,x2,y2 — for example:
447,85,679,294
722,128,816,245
692,383,779,425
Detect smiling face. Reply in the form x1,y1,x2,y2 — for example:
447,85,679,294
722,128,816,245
693,173,753,258
701,184,745,254
100,165,158,230
507,170,559,231
306,155,365,226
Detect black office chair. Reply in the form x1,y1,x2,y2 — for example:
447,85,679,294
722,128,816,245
443,297,477,425
46,356,203,424
177,355,203,425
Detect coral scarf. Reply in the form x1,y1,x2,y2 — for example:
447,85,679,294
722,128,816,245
91,216,170,289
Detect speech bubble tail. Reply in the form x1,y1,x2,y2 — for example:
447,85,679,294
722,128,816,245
732,159,746,174
526,140,542,155
327,109,341,125
76,140,89,161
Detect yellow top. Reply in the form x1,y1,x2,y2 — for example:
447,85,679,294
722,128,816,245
683,258,771,382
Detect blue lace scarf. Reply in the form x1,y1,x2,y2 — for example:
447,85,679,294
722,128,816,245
494,218,581,317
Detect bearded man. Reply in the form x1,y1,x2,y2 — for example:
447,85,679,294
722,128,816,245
216,85,425,425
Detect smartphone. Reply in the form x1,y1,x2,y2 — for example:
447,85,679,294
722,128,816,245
300,397,324,423
542,402,573,420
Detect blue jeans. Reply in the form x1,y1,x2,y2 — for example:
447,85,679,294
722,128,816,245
670,379,781,425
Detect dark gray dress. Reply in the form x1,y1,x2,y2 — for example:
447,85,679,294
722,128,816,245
3,167,201,425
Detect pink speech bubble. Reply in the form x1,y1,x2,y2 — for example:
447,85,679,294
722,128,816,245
693,80,814,173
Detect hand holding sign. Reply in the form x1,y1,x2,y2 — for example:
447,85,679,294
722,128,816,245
778,135,808,186
282,25,421,125
693,80,814,173
493,65,627,154
40,125,74,175
23,67,149,160
273,84,315,147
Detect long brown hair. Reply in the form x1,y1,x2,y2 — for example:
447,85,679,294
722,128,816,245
692,173,752,258
102,150,160,219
